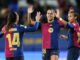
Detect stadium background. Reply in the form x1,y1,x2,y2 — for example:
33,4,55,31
0,0,80,60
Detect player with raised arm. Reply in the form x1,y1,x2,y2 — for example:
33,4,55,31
27,5,63,60
0,11,41,60
56,9,80,60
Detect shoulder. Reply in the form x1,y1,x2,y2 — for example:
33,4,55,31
72,23,79,28
1,25,7,33
19,25,27,29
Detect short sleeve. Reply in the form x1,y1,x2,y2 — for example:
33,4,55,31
58,20,63,27
19,22,39,32
66,23,79,29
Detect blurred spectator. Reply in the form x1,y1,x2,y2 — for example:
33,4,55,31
26,0,34,5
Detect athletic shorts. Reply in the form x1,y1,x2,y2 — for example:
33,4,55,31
6,56,24,60
42,49,59,60
67,47,80,60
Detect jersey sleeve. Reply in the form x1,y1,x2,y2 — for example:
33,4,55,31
19,22,39,32
58,20,63,27
66,23,79,29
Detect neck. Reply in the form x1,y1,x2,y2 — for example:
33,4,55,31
69,21,76,24
48,19,54,23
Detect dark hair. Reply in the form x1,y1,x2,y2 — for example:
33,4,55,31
71,11,80,25
70,11,79,20
40,8,55,24
6,12,17,32
47,8,55,13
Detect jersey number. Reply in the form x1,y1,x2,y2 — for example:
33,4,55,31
6,33,20,48
77,32,80,45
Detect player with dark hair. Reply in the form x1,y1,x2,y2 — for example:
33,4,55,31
27,5,63,60
57,9,80,60
0,11,41,60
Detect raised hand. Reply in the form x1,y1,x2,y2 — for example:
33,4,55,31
36,12,42,22
55,8,61,19
28,5,34,14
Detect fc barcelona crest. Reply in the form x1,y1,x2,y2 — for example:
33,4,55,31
48,28,54,33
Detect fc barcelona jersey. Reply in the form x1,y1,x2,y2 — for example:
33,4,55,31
1,22,39,58
42,20,63,49
67,23,80,48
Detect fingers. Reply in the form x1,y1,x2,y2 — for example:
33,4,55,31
36,11,42,18
28,5,34,13
28,5,33,9
36,11,42,22
56,8,61,18
37,12,41,16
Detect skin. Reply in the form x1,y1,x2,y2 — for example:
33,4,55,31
46,9,55,23
27,5,41,25
68,13,77,24
58,9,77,40
56,9,77,26
60,35,68,39
27,6,60,60
45,10,59,60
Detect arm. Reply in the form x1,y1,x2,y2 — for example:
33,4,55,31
27,5,41,25
56,9,67,26
56,9,74,28
20,22,39,32
27,5,36,25
25,22,39,32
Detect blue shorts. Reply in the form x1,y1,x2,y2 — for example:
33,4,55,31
42,49,59,60
6,56,24,60
67,47,80,60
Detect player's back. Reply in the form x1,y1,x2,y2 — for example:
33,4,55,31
2,24,24,58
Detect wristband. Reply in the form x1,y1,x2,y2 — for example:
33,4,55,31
59,18,63,21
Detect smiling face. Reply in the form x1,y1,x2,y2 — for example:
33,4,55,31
46,9,55,23
68,12,77,23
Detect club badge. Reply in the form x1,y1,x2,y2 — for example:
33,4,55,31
48,28,54,33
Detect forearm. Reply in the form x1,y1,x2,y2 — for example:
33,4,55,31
59,18,67,26
56,8,67,26
26,22,39,31
33,22,39,30
27,13,32,25
27,13,36,25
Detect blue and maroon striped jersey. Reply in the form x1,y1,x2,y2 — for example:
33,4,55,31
67,22,80,48
42,20,63,49
1,22,39,58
